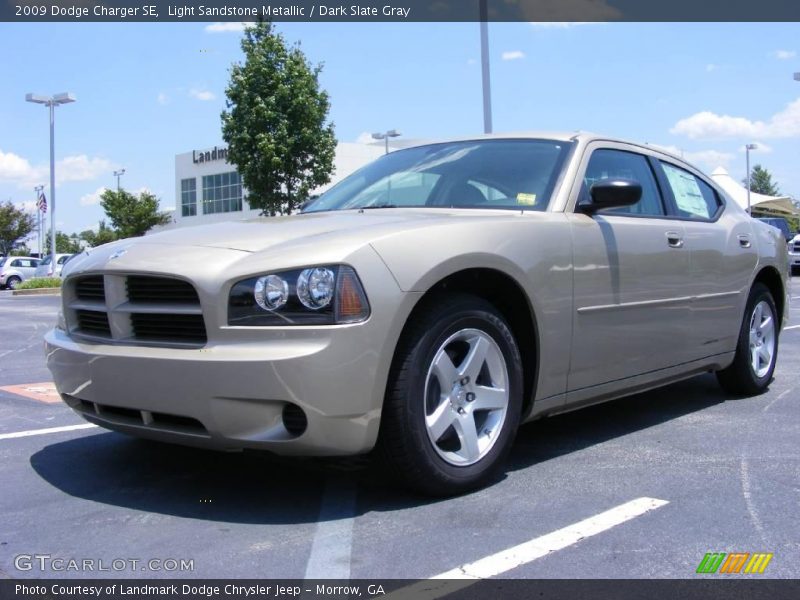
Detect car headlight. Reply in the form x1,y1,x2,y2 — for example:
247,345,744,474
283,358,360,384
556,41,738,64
228,265,370,326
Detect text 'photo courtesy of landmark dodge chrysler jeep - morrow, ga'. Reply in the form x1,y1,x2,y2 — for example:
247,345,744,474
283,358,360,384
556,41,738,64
45,133,790,495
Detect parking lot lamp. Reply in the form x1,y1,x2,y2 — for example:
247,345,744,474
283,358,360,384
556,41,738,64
371,130,402,154
745,143,758,215
113,168,126,193
25,92,76,272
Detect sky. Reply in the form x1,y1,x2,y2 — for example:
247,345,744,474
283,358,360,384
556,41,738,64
0,21,798,236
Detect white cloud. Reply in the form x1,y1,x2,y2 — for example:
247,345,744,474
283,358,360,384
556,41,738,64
670,97,800,139
157,92,169,105
205,22,251,33
189,88,215,101
0,150,35,181
466,58,478,66
522,0,621,22
773,50,796,60
705,64,718,72
0,150,115,188
57,155,115,183
650,144,735,170
79,186,108,206
502,50,525,61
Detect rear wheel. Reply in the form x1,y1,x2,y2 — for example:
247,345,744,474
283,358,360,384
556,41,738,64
379,294,523,496
716,283,779,396
6,276,21,290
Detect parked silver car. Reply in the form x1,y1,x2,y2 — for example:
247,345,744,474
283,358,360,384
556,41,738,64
45,133,789,494
34,253,74,278
0,256,41,289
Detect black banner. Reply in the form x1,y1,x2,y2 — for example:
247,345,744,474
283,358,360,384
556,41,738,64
4,580,800,600
5,0,800,23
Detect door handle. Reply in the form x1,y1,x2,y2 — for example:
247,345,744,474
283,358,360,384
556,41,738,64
738,234,752,248
666,231,684,248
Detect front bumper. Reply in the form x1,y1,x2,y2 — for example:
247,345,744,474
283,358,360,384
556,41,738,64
45,320,390,455
45,244,417,456
790,252,800,267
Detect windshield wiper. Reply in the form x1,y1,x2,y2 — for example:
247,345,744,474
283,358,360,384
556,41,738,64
358,204,397,211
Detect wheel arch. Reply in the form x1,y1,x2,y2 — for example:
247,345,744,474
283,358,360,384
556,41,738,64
387,267,540,420
753,266,786,328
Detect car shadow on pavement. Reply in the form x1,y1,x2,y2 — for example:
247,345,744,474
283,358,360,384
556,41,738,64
30,373,733,524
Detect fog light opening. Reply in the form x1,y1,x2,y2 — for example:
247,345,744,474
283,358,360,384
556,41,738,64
282,403,308,437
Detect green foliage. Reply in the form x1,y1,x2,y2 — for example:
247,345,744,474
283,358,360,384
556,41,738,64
17,277,62,290
100,189,171,238
221,19,337,216
45,231,83,254
10,246,31,257
0,201,35,255
743,165,781,197
79,220,118,248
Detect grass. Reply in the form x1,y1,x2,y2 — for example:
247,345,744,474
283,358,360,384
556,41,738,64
17,277,62,290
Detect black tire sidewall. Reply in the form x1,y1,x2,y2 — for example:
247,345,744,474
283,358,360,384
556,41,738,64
739,284,779,388
396,298,523,489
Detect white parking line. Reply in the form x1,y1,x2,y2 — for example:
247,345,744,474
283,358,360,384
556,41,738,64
784,324,800,331
386,497,668,599
0,423,97,441
303,476,357,579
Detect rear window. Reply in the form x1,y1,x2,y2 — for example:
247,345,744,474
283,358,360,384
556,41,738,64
660,162,721,220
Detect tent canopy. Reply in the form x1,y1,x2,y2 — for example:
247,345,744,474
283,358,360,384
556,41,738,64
710,167,797,217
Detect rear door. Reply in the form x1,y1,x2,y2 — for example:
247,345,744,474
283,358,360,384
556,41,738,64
654,160,758,358
567,144,693,391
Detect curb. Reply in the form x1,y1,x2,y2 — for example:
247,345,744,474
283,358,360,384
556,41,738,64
11,288,61,296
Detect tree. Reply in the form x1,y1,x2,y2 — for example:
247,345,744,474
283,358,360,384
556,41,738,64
80,220,118,248
45,231,82,254
100,189,171,238
221,19,336,216
0,201,35,255
743,165,781,197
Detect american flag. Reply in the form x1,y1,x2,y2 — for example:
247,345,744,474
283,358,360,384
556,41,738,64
37,191,47,214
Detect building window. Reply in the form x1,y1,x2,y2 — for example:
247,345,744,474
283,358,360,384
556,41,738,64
202,172,243,215
181,178,197,217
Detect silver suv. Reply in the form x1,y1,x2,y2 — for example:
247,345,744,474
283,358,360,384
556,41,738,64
0,256,41,289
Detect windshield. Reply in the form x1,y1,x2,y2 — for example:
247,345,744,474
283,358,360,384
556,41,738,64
0,258,6,267
39,256,52,265
305,139,573,213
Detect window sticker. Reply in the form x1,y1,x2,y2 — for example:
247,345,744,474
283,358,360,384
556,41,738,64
663,164,709,217
516,193,537,205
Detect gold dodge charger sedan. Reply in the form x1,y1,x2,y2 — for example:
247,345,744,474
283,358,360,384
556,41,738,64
46,133,789,495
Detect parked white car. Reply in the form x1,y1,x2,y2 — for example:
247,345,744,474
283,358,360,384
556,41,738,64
0,256,41,289
790,233,800,274
34,254,74,278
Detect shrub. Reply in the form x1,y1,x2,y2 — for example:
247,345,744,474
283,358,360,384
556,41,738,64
16,277,62,290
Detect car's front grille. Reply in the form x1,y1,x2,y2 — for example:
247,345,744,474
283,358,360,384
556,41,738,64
75,309,111,337
794,241,800,253
66,275,207,347
126,276,200,304
75,275,105,300
131,313,207,344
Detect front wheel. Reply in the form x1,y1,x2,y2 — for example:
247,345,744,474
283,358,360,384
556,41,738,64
716,283,779,396
379,294,523,496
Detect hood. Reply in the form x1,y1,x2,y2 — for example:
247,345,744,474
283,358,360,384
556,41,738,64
137,209,519,253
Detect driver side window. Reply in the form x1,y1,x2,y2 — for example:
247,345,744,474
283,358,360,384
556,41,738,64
585,149,665,217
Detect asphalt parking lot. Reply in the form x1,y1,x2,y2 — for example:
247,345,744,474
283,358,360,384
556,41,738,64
0,283,798,581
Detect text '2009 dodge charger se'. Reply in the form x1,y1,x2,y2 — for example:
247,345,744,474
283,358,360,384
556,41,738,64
46,133,790,495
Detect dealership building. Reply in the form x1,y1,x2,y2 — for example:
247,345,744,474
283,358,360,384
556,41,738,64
162,141,397,230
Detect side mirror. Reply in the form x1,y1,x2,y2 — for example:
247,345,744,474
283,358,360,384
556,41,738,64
580,179,642,213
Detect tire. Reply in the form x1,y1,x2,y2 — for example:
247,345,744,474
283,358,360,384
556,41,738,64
716,283,779,396
379,294,524,496
6,276,21,290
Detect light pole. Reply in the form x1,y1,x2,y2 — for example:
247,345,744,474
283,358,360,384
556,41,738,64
479,0,492,134
34,185,44,258
745,143,758,215
25,92,76,273
794,72,800,81
372,129,401,154
113,168,126,192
